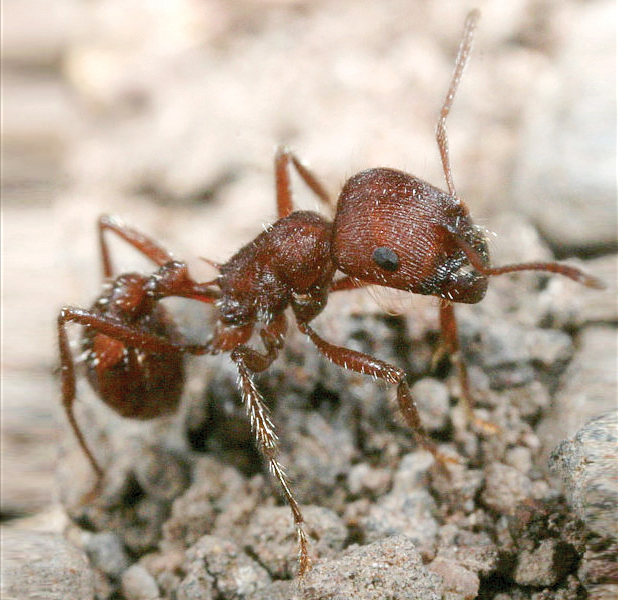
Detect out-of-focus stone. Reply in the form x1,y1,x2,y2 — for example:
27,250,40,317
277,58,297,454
121,564,161,600
549,411,618,539
513,539,574,587
427,556,480,600
84,531,131,579
481,462,532,515
0,530,95,600
538,327,618,464
512,1,617,252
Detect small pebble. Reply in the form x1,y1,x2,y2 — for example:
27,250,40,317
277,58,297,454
481,462,532,515
121,564,161,600
84,531,131,579
300,535,442,600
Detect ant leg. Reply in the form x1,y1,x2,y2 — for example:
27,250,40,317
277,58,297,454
98,215,175,278
439,303,473,416
275,147,332,218
207,322,253,354
229,317,311,576
439,303,499,434
58,310,105,490
59,307,207,356
436,10,480,196
296,321,457,465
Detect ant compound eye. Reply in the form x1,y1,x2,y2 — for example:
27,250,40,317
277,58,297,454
372,247,400,272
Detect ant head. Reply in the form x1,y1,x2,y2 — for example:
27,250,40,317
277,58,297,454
331,168,490,304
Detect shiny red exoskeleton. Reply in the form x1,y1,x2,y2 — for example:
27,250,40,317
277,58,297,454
59,11,602,575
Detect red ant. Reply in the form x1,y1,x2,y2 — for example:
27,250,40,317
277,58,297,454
58,11,602,576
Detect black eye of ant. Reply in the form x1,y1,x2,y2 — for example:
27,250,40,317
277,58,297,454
372,247,400,272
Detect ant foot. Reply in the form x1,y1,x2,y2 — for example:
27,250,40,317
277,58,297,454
297,529,313,578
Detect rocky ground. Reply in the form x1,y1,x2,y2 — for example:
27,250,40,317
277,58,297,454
2,1,617,599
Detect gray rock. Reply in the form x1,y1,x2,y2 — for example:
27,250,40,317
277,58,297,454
435,527,500,578
537,326,618,465
84,530,131,579
427,556,480,600
513,539,568,587
347,462,392,497
549,411,618,539
299,535,442,600
512,0,617,252
411,378,450,432
362,452,439,552
178,535,271,600
121,564,161,600
245,505,347,579
163,457,251,548
1,530,95,600
481,462,532,515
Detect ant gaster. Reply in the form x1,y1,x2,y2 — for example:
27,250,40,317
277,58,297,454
59,11,603,576
58,216,216,497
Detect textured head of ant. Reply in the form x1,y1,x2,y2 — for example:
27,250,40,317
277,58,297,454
331,167,490,304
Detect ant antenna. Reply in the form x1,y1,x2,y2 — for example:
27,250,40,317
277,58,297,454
436,9,480,197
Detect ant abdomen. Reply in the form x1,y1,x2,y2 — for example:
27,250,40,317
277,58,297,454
81,299,185,420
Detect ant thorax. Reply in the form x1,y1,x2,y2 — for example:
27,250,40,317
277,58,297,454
216,210,335,327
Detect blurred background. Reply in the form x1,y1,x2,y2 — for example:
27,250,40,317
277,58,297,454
2,0,616,525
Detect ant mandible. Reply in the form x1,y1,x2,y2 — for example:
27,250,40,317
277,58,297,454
58,215,216,498
58,10,602,576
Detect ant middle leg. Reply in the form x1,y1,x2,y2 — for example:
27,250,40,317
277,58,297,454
296,320,457,465
275,147,332,218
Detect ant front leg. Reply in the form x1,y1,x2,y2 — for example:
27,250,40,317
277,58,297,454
296,320,457,465
439,303,499,434
227,315,312,576
274,147,332,218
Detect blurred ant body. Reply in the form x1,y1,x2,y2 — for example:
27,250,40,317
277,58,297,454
58,11,602,575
